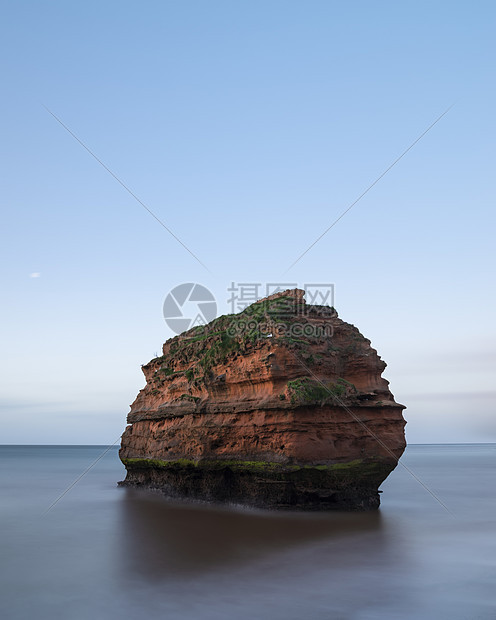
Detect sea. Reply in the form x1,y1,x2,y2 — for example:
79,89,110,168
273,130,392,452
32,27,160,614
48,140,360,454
0,444,495,620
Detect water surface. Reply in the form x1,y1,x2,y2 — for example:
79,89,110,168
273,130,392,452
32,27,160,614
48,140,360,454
1,444,495,619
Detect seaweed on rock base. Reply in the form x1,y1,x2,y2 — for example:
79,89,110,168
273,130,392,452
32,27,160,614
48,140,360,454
119,457,393,511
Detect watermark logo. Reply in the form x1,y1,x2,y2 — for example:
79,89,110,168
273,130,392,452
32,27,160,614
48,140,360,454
163,283,217,334
163,282,335,338
226,319,333,339
227,282,334,314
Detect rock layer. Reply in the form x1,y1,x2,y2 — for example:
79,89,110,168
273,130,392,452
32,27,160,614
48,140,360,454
119,289,406,510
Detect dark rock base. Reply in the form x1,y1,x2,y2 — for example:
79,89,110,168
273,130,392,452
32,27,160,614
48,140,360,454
119,458,396,511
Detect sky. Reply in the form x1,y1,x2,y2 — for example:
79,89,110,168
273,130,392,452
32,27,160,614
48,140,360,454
1,1,495,444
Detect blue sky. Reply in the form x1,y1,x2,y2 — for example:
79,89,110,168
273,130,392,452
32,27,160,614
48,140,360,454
1,1,495,444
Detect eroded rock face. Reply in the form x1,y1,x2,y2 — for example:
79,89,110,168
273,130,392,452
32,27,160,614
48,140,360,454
119,289,406,510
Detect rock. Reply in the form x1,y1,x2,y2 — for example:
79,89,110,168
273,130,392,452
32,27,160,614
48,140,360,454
119,289,406,510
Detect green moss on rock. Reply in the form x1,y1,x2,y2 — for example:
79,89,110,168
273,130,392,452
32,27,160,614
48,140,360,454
287,377,352,405
120,456,387,481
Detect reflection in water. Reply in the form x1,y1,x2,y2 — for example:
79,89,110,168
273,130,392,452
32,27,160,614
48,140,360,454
118,489,385,578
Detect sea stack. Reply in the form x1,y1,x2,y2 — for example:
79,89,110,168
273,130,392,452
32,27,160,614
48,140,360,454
119,289,406,510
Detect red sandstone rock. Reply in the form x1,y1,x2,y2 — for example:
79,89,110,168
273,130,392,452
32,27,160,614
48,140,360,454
119,290,406,510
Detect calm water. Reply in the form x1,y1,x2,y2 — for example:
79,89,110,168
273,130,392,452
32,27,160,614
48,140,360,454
0,444,495,620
